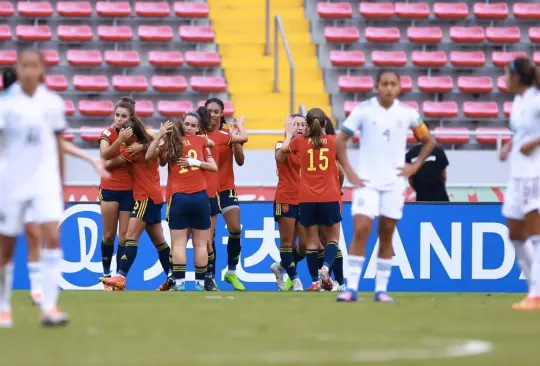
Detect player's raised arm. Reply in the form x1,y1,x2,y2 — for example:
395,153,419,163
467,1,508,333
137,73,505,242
399,112,435,177
62,140,111,179
230,116,248,144
146,121,173,161
276,116,297,163
336,105,365,187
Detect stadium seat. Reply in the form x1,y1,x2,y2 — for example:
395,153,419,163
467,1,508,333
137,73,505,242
418,76,453,93
411,51,447,67
371,51,407,67
57,25,92,41
73,75,109,91
64,100,75,116
497,76,508,92
151,76,188,92
0,50,16,65
198,100,235,117
185,51,221,67
531,28,540,42
365,27,400,43
57,2,92,17
476,127,511,144
513,3,540,20
0,2,14,16
138,25,173,42
17,1,53,17
80,126,105,143
148,51,184,67
329,50,365,67
402,101,419,111
135,2,170,17
463,102,499,118
407,27,442,43
158,100,193,117
503,102,512,116
63,129,74,141
450,51,486,67
433,2,469,19
457,77,493,93
450,27,485,43
400,76,413,93
179,26,215,42
104,50,141,67
492,51,527,67
343,101,359,116
317,2,352,19
473,3,508,19
67,50,102,67
485,27,521,43
98,25,132,41
0,25,11,40
394,2,429,19
42,50,60,66
534,52,540,66
134,100,154,117
423,101,458,118
78,100,114,116
45,75,68,92
433,127,470,144
112,75,148,92
190,76,227,92
338,76,373,92
359,2,394,19
174,2,209,18
96,1,131,17
324,27,360,43
16,25,51,41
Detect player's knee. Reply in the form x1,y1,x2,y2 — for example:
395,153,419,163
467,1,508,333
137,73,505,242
378,218,396,237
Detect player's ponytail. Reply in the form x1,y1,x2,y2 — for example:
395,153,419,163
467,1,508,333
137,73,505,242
196,106,212,133
166,118,186,164
115,96,136,119
306,108,328,148
123,116,153,144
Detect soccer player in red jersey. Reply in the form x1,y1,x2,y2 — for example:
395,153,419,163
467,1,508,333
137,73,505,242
280,108,342,291
205,98,249,291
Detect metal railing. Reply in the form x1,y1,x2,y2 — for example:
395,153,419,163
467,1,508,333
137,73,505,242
265,0,271,56
273,14,296,115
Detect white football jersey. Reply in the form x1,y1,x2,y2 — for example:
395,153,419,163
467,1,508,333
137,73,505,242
341,97,423,189
508,87,540,179
0,83,67,201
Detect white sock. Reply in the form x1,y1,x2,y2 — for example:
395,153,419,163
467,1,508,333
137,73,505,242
512,239,533,290
28,261,43,295
40,249,63,313
227,270,236,275
528,236,540,298
375,258,393,293
346,255,365,292
0,263,13,312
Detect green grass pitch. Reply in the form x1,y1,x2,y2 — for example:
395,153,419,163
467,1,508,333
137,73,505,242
1,291,540,365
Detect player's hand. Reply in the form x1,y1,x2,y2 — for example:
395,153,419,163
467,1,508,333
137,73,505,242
178,157,189,168
126,142,143,156
346,171,367,188
398,163,420,178
118,127,133,143
234,116,247,127
92,158,111,179
158,121,174,137
520,141,537,156
499,141,512,161
284,116,297,137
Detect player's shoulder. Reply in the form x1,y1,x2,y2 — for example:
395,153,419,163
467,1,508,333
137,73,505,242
352,98,375,113
39,86,64,108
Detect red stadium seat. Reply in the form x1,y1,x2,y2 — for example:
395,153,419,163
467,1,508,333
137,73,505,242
474,3,508,19
0,2,14,16
513,3,540,20
402,101,419,111
18,1,53,17
434,127,470,144
329,50,365,67
112,75,148,92
534,52,540,66
450,27,485,43
503,102,512,116
492,51,527,67
450,51,486,67
198,100,235,117
67,50,102,67
42,50,60,66
57,25,92,41
324,27,360,43
190,76,227,92
64,100,75,116
179,26,215,42
476,128,511,144
407,27,442,43
80,126,105,143
486,27,521,43
400,76,413,93
394,2,429,19
338,76,373,92
0,50,16,65
371,51,407,67
0,25,11,40
104,50,141,67
418,76,453,93
44,75,68,92
185,51,220,67
138,25,173,42
411,51,447,67
158,100,193,117
134,100,154,117
148,51,184,67
96,1,131,17
531,28,540,42
497,76,508,92
359,2,394,19
174,2,209,18
463,102,499,118
317,2,352,19
135,1,170,17
98,25,132,41
63,129,74,141
433,2,468,19
343,101,359,116
365,27,400,43
73,75,109,91
151,76,188,92
57,2,92,17
457,77,493,93
423,102,458,118
79,100,114,116
16,25,51,41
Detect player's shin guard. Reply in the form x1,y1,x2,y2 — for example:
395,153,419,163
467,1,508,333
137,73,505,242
375,258,392,293
101,237,115,276
347,255,365,292
40,249,62,313
513,239,534,290
333,249,345,285
528,235,540,297
118,240,138,277
306,250,320,282
28,261,43,296
292,246,305,264
318,249,325,269
154,242,171,275
172,264,186,284
207,251,215,278
323,241,339,271
227,232,241,271
280,247,297,280
0,263,13,312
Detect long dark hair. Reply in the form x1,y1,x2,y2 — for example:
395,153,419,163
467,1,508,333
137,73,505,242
305,108,328,148
122,116,153,145
205,97,226,130
508,58,540,88
186,106,212,134
165,118,186,164
115,96,136,119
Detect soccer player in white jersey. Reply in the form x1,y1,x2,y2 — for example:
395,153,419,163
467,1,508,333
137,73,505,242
498,58,540,311
0,49,69,328
335,69,434,303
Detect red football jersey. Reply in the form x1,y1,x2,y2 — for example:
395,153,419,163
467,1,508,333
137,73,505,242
218,124,235,192
274,140,300,205
121,150,162,204
289,134,341,203
169,135,211,195
99,127,133,191
205,129,231,198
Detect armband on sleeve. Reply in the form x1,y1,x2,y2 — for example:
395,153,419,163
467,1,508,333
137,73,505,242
412,123,429,142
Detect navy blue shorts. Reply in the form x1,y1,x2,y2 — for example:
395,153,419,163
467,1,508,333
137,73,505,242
218,189,239,213
209,196,220,217
168,190,211,230
99,189,134,212
131,198,162,225
299,202,342,228
273,202,299,222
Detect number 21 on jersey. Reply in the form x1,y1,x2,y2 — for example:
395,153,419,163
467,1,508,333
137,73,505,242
179,149,199,174
307,148,329,171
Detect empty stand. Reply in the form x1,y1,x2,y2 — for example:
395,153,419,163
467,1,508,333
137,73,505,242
135,100,154,117
476,128,511,144
58,25,92,41
433,2,469,19
450,27,485,43
371,51,407,67
79,101,114,116
433,128,470,145
104,51,141,67
407,27,443,43
148,51,184,67
174,2,209,18
138,25,173,42
96,1,131,17
151,76,188,92
485,27,521,44
135,2,171,17
57,2,92,17
324,27,360,43
423,102,458,118
0,25,11,40
67,50,102,67
418,76,453,93
179,26,214,42
98,25,133,42
457,77,493,94
317,2,352,19
112,76,148,92
0,1,14,17
474,3,508,19
359,2,394,19
450,51,486,67
463,102,499,118
365,27,400,43
0,50,16,65
73,75,109,92
412,51,447,67
158,101,193,117
395,3,429,19
513,3,540,20
17,25,52,41
45,75,68,92
330,50,365,67
190,76,227,92
18,1,53,17
185,51,221,67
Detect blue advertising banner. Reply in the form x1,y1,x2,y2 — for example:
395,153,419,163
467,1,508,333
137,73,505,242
11,202,527,292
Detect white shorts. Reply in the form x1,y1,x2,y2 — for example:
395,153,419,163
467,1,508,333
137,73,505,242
502,177,540,220
351,181,406,220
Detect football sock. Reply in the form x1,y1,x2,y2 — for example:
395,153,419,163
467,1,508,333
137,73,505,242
116,241,127,274
101,237,115,276
375,258,393,293
346,255,365,292
528,235,540,297
322,241,339,270
195,265,207,286
0,263,13,312
279,247,297,280
118,240,138,277
28,261,43,295
318,249,325,269
227,231,241,271
513,239,533,290
292,246,305,264
206,251,215,278
41,249,62,313
154,242,171,275
211,234,217,277
333,249,344,285
306,250,320,282
172,264,186,285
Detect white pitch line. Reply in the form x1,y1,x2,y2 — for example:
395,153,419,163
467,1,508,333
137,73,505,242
205,295,235,300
